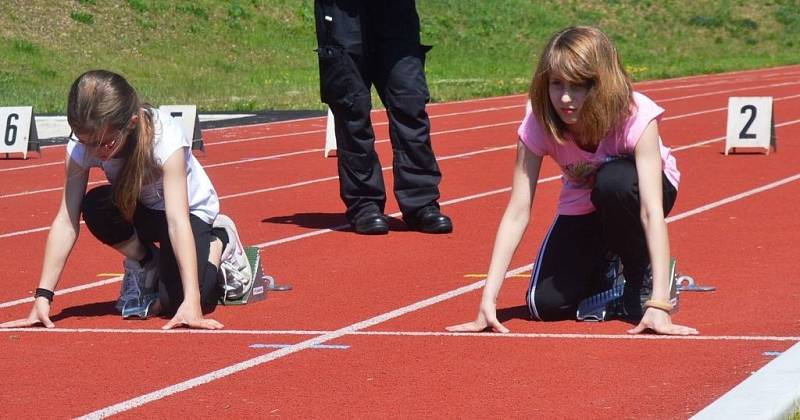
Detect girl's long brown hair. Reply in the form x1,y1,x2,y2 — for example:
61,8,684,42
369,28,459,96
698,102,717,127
67,70,159,222
530,26,633,148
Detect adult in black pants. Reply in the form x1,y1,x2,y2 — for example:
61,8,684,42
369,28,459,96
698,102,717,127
314,0,453,235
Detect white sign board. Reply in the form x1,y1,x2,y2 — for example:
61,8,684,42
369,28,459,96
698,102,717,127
0,106,37,159
324,108,337,158
725,97,775,155
160,105,204,152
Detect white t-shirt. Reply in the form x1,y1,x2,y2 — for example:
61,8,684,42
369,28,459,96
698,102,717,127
67,108,219,224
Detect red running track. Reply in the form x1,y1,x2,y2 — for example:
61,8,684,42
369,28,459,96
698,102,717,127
1,65,799,418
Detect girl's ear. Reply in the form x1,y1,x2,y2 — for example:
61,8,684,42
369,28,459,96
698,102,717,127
127,113,139,129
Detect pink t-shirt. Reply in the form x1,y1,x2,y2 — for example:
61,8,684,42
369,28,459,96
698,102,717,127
517,92,680,215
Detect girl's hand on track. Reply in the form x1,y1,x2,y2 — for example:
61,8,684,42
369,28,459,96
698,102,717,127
0,298,55,329
627,307,698,335
446,301,510,333
162,301,223,330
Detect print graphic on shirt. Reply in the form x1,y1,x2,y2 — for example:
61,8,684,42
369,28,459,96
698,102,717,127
561,161,600,189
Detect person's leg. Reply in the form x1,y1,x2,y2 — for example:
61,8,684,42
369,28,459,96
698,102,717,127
368,1,448,232
590,158,678,320
315,0,387,225
81,185,158,311
82,185,148,260
147,213,222,316
526,214,604,321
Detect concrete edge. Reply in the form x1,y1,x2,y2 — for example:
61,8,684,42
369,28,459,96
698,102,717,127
691,341,800,420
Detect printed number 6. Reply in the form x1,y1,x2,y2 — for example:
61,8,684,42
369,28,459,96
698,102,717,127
738,105,757,140
4,113,20,146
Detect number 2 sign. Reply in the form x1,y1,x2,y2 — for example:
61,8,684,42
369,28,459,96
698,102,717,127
725,97,775,155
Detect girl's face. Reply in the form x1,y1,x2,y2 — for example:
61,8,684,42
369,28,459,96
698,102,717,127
72,126,128,161
71,115,137,161
548,75,590,129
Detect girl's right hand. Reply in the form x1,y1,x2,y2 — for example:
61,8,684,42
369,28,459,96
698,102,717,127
0,298,55,329
162,300,223,330
446,300,510,333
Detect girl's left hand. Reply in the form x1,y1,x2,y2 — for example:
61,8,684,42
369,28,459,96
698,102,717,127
162,301,223,330
627,308,698,335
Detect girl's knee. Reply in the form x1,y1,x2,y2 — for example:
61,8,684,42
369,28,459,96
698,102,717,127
591,159,638,208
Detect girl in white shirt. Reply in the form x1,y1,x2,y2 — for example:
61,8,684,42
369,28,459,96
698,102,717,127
2,70,250,330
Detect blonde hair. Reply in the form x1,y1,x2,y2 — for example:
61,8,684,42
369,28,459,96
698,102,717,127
67,70,159,222
529,26,633,148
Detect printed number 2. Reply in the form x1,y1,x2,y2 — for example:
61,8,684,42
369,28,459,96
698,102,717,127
4,113,19,146
738,105,757,140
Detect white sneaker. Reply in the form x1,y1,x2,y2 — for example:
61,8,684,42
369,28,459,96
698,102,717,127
115,248,159,313
213,214,252,300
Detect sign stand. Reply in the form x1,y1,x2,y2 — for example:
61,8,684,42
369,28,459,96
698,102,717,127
1,106,41,159
724,97,776,155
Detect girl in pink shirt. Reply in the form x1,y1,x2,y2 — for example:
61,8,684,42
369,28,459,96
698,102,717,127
448,26,697,335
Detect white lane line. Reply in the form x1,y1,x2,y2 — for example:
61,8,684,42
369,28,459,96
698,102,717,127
64,171,800,417
690,341,800,420
0,119,520,199
4,327,798,342
0,274,120,309
0,141,521,239
203,104,524,147
658,80,800,102
74,263,532,420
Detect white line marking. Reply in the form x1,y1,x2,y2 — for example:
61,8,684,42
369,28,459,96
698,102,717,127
75,264,532,419
658,81,800,102
3,327,798,342
0,275,120,309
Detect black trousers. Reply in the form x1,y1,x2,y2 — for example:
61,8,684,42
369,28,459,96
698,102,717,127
314,0,442,222
81,185,221,315
526,159,678,321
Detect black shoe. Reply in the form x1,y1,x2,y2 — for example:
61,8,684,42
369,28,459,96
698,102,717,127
404,206,453,234
352,211,389,235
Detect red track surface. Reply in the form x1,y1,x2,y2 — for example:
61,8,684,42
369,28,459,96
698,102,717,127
1,65,799,418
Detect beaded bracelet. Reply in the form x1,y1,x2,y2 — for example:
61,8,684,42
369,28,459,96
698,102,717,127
644,299,673,313
34,288,54,303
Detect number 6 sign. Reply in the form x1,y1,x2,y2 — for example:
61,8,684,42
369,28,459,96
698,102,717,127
0,106,40,159
724,97,775,155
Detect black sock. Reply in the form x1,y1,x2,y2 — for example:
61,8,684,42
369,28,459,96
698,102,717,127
212,227,230,251
139,245,154,268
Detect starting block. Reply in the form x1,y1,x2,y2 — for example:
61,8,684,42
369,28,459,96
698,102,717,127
219,246,292,306
576,257,713,322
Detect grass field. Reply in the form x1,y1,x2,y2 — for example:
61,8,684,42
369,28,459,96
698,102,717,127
1,0,799,113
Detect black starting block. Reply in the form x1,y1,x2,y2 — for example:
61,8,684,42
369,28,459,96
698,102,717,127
220,246,291,306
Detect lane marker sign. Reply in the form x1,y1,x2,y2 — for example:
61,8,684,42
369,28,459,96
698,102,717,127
0,106,41,159
724,97,776,155
159,105,204,153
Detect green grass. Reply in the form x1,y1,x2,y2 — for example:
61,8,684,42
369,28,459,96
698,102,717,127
0,0,798,113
